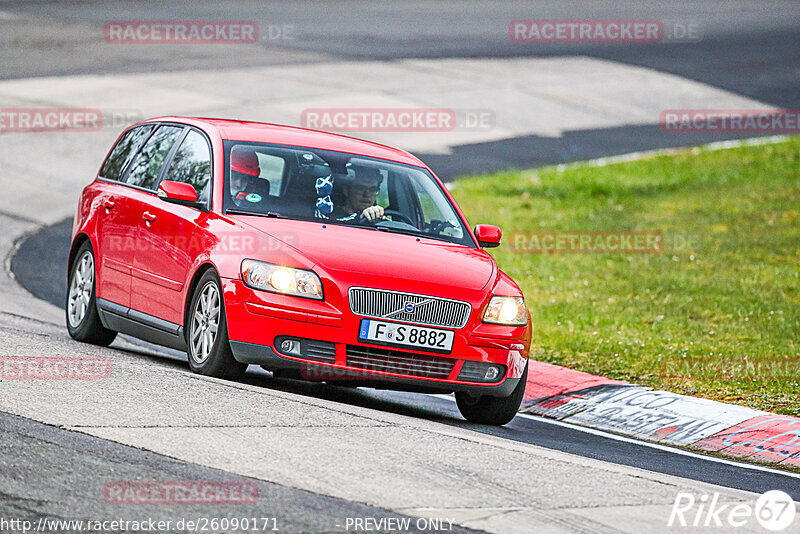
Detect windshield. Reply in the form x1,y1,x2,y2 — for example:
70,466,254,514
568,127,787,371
222,142,473,246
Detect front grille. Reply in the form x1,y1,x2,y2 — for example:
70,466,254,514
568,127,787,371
457,360,506,383
346,345,455,379
348,287,471,329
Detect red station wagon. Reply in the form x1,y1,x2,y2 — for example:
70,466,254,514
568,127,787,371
67,117,532,425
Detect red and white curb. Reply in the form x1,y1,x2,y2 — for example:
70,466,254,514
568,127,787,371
523,361,800,469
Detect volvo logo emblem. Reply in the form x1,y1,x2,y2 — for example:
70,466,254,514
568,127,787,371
383,297,435,319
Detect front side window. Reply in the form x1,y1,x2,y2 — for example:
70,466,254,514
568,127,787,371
99,125,153,181
223,142,472,246
125,125,184,190
163,130,212,201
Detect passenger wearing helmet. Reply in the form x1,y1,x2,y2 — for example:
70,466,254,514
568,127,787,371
331,166,385,222
229,148,267,207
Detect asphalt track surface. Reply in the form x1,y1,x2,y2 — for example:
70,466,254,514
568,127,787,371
1,411,476,534
2,0,798,107
1,0,799,176
3,1,800,532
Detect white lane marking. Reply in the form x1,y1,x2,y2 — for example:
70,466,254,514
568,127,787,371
430,394,800,480
0,10,20,20
516,412,800,480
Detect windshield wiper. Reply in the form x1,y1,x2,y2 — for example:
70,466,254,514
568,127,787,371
373,224,452,243
226,209,287,219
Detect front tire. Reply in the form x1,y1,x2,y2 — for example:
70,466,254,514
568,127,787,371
65,242,117,346
455,361,528,426
186,270,246,379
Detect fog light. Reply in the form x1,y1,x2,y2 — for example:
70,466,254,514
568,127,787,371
280,339,301,355
485,366,500,380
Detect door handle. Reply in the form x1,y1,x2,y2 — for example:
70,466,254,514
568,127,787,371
104,200,115,210
142,211,157,223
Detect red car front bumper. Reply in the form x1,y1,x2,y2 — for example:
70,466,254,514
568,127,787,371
222,278,530,397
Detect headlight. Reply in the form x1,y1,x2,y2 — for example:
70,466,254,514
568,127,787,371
241,259,323,300
483,296,527,326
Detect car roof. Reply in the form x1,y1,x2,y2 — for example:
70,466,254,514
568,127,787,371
142,116,428,168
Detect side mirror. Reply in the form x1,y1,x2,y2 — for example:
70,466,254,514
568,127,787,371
157,180,204,209
474,224,502,248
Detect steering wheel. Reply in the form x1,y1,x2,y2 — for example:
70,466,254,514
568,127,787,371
382,209,416,226
356,209,416,226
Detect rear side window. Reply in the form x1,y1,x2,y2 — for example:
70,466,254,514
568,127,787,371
125,125,184,190
164,130,212,201
99,125,153,181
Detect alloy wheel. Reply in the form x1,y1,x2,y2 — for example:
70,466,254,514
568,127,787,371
190,281,220,364
67,251,94,328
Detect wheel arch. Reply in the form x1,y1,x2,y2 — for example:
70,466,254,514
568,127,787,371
67,234,92,280
182,262,219,340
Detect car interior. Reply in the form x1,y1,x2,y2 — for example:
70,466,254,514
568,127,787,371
226,147,418,226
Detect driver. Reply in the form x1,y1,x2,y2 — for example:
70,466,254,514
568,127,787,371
331,166,385,222
229,148,264,207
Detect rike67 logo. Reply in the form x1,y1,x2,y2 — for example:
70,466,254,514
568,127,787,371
669,490,796,531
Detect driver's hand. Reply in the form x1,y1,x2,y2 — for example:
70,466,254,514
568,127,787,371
361,205,384,221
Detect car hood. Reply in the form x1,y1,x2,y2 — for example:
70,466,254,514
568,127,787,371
232,216,495,291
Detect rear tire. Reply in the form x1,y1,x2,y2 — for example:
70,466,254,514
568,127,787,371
455,361,528,426
65,242,117,346
186,270,247,379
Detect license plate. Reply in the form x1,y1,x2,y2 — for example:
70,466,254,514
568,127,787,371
358,319,454,353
